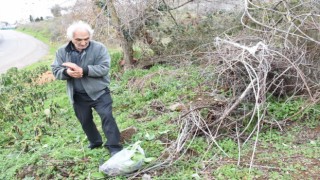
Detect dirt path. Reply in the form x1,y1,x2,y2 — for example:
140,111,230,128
0,30,49,74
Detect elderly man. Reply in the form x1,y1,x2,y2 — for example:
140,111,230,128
51,21,122,156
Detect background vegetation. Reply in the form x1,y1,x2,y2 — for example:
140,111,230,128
1,0,320,179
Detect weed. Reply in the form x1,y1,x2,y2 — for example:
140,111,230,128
213,164,261,180
267,97,306,121
217,138,239,158
2,25,320,179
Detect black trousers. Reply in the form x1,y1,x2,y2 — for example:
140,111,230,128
73,89,121,150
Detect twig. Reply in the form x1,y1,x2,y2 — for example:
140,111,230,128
212,79,256,136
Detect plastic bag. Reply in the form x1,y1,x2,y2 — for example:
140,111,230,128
99,141,145,176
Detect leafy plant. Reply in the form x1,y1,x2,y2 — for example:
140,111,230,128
267,97,304,121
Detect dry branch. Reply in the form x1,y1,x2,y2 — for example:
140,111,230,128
129,0,320,177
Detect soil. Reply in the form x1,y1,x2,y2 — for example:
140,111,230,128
214,123,320,179
120,126,138,144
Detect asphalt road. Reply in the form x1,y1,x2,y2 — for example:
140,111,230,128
0,30,49,74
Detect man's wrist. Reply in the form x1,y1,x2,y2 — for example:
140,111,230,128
83,66,89,76
63,68,71,77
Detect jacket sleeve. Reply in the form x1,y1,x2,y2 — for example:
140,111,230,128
87,45,110,77
51,49,71,80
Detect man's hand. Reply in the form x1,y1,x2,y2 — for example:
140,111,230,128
62,62,83,78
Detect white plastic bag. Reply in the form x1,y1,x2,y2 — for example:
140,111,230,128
99,141,145,176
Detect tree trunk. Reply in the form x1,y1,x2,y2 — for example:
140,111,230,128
107,0,135,70
121,34,134,70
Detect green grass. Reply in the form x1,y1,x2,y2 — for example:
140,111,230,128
1,26,320,180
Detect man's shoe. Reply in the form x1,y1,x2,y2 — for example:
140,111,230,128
110,149,121,157
105,145,123,156
88,143,103,149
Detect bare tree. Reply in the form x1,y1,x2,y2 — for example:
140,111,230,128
100,0,155,70
51,4,62,17
94,0,196,70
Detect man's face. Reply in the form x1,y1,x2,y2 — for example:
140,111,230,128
72,29,90,52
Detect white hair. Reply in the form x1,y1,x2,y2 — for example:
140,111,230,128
66,21,94,40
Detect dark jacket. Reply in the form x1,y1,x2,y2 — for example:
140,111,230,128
51,40,111,104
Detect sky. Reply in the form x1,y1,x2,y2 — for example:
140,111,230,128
0,0,76,24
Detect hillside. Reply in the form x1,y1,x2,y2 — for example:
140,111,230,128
1,1,320,179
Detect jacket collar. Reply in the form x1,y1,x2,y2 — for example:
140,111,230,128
65,41,91,53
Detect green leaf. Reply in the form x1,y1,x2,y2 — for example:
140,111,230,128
144,157,155,163
145,132,155,141
159,130,170,135
91,172,105,179
131,153,145,162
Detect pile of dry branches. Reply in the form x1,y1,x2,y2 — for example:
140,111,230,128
130,0,320,177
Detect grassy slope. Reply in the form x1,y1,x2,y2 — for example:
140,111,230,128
0,28,319,180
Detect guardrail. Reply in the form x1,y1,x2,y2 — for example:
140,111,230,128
0,27,16,30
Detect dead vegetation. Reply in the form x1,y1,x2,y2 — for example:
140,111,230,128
33,71,55,85
126,0,320,177
18,0,320,178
